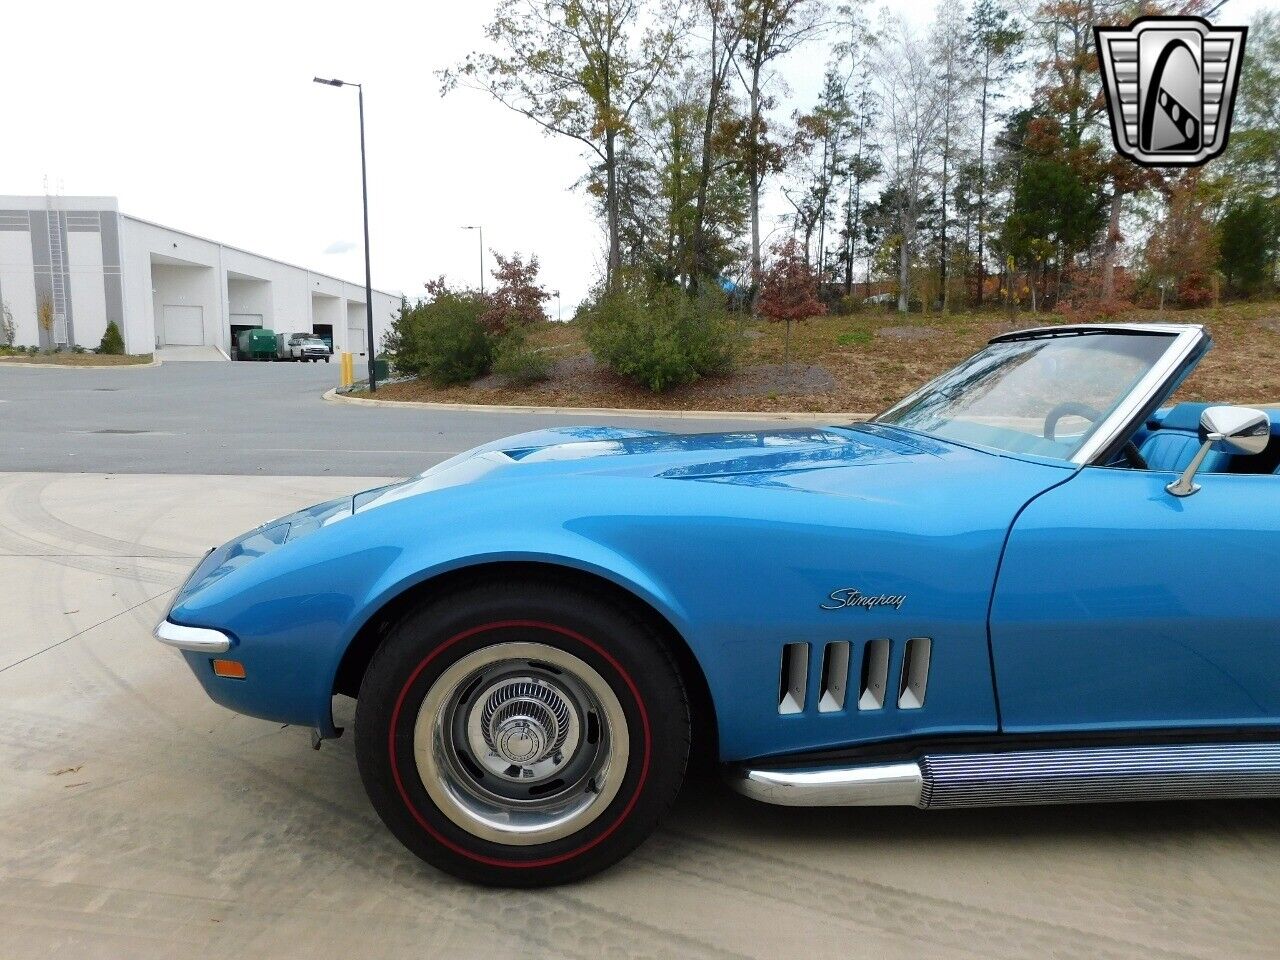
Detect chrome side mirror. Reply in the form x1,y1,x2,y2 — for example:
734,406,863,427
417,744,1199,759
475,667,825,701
1167,406,1271,497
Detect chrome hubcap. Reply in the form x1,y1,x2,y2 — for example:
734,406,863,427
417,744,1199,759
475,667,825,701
467,677,580,781
414,641,629,846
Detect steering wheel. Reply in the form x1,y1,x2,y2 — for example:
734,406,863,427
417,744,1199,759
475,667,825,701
1044,402,1104,441
1043,401,1148,468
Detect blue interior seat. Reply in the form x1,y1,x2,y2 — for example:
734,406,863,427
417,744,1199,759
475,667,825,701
1140,403,1232,474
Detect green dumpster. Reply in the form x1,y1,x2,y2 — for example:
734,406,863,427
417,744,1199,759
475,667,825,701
236,328,277,361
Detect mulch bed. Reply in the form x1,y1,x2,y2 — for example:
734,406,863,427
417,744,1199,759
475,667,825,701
373,303,1280,413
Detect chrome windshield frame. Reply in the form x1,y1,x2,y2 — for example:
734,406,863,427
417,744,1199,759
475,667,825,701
871,323,1208,467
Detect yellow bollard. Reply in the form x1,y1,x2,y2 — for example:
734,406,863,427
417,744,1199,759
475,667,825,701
339,351,353,389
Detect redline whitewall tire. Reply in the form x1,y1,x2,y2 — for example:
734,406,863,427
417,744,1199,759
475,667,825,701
355,581,690,887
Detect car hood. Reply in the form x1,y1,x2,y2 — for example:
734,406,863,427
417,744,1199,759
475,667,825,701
349,423,954,514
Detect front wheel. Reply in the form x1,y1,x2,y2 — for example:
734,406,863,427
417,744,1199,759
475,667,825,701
355,582,689,886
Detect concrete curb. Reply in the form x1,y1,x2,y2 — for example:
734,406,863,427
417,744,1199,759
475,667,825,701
322,387,866,422
0,356,161,370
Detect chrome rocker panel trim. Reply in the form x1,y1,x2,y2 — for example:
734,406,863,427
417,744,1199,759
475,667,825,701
735,762,924,806
154,619,232,654
732,741,1280,808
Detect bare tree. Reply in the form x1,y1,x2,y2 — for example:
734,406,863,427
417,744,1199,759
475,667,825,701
877,14,944,313
733,0,828,300
967,0,1022,307
443,0,688,286
931,3,975,312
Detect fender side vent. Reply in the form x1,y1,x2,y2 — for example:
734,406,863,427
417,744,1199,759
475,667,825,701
857,639,891,710
818,641,851,713
778,643,809,715
898,637,932,709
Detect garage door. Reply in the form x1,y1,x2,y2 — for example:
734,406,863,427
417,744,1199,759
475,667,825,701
162,305,204,346
347,323,366,354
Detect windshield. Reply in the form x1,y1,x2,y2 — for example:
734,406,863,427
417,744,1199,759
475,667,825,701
874,331,1176,460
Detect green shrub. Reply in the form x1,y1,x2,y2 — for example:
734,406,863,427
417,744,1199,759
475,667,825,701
98,320,125,355
383,288,492,386
584,279,739,392
492,330,552,385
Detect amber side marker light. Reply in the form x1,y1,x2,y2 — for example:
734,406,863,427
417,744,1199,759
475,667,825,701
212,659,247,679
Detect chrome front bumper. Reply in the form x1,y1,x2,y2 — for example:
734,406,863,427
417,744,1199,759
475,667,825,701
154,619,232,653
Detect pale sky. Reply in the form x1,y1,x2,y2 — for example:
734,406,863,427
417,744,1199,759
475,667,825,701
0,0,1269,312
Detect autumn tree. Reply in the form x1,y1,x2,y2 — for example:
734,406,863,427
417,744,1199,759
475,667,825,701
1144,172,1219,307
444,0,687,286
37,296,54,349
757,236,826,373
480,251,551,336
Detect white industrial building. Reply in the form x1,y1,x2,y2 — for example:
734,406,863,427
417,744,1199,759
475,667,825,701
0,195,399,359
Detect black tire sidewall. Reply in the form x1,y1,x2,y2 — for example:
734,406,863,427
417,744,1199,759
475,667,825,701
355,583,688,886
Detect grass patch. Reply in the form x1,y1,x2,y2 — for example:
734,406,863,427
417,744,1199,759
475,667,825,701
836,329,873,347
0,352,154,367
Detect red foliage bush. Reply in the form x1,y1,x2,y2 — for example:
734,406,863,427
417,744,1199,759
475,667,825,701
480,252,550,336
757,238,826,324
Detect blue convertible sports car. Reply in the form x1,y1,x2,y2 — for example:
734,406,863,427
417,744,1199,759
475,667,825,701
155,323,1280,886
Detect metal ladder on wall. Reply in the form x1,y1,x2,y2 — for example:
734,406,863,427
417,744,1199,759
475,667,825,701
45,204,69,347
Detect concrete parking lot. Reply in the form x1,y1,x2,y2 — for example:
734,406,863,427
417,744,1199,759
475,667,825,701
2,366,1280,959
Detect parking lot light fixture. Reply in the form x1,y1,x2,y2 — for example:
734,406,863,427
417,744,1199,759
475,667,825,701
314,75,378,392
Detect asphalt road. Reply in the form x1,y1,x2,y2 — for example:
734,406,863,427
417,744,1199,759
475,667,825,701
4,472,1278,960
0,361,790,477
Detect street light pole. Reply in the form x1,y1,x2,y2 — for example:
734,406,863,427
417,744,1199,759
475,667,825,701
462,225,484,294
314,76,378,392
553,289,561,322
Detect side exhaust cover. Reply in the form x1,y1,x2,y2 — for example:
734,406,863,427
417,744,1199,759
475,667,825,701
734,741,1280,808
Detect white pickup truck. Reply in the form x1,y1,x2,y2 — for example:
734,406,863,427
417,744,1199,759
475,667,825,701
275,332,331,363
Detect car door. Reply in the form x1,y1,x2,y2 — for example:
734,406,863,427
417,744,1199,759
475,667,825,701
990,466,1280,733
